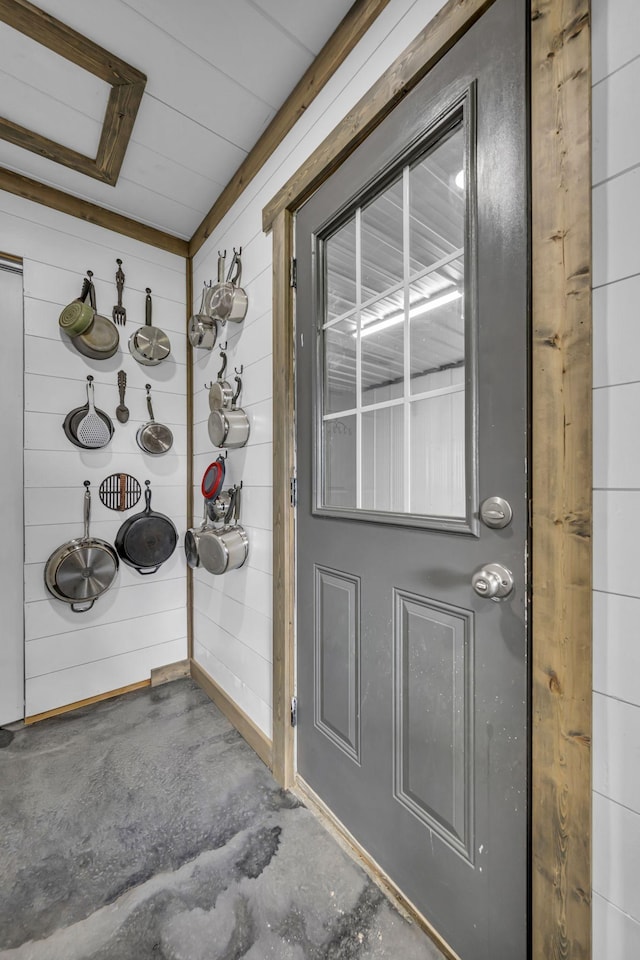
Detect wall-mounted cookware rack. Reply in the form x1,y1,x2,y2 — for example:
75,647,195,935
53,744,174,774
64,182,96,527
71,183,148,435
47,260,181,611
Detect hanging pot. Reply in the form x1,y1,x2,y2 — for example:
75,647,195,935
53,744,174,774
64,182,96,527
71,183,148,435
44,481,119,612
136,384,174,455
208,248,248,324
198,486,249,575
184,501,209,569
115,481,178,575
188,283,217,350
71,271,120,360
62,376,114,449
208,376,249,448
208,350,234,411
129,287,171,365
58,276,95,337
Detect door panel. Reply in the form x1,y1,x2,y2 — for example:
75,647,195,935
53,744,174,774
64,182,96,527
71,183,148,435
295,2,528,958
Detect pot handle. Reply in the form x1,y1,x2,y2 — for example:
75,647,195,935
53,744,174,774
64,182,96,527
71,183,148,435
224,485,237,525
144,479,152,514
71,598,96,613
83,480,91,540
217,350,227,381
227,248,242,288
87,270,97,310
145,288,152,326
232,376,242,407
137,565,161,576
234,483,242,525
217,251,226,283
145,384,155,422
79,276,91,302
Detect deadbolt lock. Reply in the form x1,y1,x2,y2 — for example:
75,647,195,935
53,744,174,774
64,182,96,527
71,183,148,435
480,496,513,529
472,562,514,601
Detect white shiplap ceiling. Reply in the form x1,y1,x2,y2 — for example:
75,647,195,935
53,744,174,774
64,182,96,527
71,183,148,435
0,0,358,239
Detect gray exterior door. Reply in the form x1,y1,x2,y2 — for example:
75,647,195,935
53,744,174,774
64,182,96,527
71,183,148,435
295,1,529,958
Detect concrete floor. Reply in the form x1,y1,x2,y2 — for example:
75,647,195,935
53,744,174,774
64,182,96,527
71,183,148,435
0,679,444,960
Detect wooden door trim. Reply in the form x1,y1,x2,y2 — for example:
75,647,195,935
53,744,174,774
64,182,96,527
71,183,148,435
267,1,592,958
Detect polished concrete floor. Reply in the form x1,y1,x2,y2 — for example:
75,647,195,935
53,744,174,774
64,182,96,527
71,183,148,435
0,679,444,960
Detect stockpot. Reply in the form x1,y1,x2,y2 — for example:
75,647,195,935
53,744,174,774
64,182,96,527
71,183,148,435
198,486,249,576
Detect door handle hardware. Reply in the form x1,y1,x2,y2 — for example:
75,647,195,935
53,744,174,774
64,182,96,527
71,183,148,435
472,562,514,601
480,496,513,529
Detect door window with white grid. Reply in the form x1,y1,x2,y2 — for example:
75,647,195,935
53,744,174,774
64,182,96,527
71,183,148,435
319,121,471,525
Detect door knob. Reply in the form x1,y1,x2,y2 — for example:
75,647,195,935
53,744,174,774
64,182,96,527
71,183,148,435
472,562,514,601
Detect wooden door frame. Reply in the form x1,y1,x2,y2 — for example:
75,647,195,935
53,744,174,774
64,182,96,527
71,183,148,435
265,1,591,958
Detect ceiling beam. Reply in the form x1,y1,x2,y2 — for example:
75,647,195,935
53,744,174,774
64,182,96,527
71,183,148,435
0,167,188,257
188,0,394,258
0,0,146,185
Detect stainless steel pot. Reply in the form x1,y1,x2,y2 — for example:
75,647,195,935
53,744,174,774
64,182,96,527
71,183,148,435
208,350,233,410
44,482,119,612
184,502,209,569
188,283,216,350
129,287,171,365
136,384,173,455
208,376,249,448
208,249,248,324
198,486,249,575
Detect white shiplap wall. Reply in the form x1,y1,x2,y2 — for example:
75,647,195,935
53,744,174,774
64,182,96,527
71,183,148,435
191,0,452,740
592,0,640,955
0,191,187,717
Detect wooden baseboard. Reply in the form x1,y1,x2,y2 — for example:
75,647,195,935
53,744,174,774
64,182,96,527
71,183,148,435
25,679,150,725
295,776,461,960
150,659,190,686
190,659,272,770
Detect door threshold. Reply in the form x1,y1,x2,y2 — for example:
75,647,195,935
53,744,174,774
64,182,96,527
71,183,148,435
295,775,461,960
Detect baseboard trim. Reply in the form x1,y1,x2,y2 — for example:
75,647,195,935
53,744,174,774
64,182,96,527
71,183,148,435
25,679,151,725
190,659,272,770
150,659,190,686
295,776,461,960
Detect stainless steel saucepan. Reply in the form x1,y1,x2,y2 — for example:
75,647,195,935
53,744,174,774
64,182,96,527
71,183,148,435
198,485,249,575
208,350,233,411
208,376,249,448
188,281,216,350
208,248,248,324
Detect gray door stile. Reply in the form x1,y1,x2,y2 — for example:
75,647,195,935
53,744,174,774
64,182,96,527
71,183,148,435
295,2,529,958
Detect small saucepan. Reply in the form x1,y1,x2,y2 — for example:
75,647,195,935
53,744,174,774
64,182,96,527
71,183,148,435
208,376,250,449
136,384,173,456
188,282,216,350
208,350,234,411
208,248,248,324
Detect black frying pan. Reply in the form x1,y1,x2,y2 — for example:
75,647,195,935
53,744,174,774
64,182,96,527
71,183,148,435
115,480,177,575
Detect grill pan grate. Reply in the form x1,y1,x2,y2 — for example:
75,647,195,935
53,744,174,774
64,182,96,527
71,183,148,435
99,474,142,512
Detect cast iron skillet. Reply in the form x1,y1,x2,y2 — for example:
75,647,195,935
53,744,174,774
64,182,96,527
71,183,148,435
115,480,177,575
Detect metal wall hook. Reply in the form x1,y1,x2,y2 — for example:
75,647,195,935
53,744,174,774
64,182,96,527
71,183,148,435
219,340,228,352
234,363,243,375
233,246,242,257
204,381,214,390
217,249,226,259
218,449,228,461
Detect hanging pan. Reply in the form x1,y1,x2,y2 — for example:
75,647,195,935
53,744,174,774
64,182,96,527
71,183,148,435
115,480,178,575
188,282,216,350
198,485,249,576
71,271,119,360
184,501,209,569
58,276,95,338
44,481,119,613
208,376,249,448
208,350,234,411
129,288,171,365
136,384,173,455
62,376,114,449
